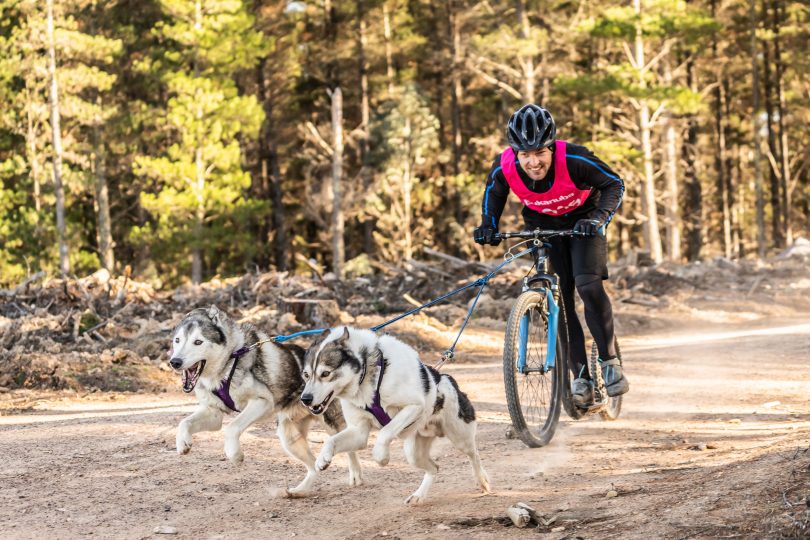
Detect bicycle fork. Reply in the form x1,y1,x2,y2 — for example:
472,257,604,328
517,288,559,374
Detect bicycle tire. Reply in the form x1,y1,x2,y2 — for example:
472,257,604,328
503,289,563,448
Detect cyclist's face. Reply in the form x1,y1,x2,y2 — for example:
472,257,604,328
517,148,552,181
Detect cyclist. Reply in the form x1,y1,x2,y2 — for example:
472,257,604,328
473,104,629,405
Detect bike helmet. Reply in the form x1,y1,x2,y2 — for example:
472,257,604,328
506,104,556,152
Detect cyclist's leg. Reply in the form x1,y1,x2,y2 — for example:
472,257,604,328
571,235,628,397
570,234,614,357
575,275,616,359
547,238,587,377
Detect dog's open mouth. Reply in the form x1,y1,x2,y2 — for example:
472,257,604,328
308,391,334,415
182,361,206,393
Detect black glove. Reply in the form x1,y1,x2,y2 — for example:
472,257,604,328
473,226,501,246
573,218,605,236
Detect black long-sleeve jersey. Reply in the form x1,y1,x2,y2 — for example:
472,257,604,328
481,142,624,230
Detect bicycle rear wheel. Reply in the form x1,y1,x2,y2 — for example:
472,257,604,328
503,289,563,448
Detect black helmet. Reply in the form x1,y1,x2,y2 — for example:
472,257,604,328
506,104,556,152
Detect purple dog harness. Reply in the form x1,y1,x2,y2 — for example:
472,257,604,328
359,355,392,426
213,345,251,412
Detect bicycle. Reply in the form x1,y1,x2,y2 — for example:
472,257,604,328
497,229,623,448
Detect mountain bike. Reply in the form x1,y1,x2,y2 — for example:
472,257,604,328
497,229,623,448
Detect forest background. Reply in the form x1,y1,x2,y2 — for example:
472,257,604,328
1,0,808,287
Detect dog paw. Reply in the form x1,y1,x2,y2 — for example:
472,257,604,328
372,444,390,466
176,433,192,455
348,470,363,487
284,486,311,498
405,492,427,506
225,446,244,465
479,476,493,494
315,454,332,471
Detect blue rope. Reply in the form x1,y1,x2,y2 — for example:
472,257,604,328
270,246,538,354
271,328,326,343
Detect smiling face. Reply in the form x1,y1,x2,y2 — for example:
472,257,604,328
517,147,553,181
169,314,228,392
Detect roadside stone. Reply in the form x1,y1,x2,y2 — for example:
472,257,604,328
154,525,178,534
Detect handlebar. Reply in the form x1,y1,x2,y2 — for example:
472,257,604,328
494,229,582,240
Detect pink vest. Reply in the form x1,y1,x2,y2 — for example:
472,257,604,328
500,140,592,216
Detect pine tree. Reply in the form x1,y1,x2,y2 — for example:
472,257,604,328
133,0,266,284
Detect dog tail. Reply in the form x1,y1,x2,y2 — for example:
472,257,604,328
442,374,476,424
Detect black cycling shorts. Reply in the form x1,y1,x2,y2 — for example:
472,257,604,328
547,234,608,281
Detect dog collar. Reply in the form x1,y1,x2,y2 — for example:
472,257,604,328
364,356,391,426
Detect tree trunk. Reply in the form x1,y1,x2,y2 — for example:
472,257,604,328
682,60,702,261
446,0,462,175
93,124,114,271
662,113,680,261
661,61,680,261
714,71,732,258
750,0,766,258
25,85,42,213
191,0,204,284
356,0,375,254
516,0,535,103
330,86,345,278
403,117,413,260
761,31,782,247
772,0,792,245
723,76,741,258
46,0,69,276
383,2,395,96
256,56,288,271
633,0,662,264
192,144,205,284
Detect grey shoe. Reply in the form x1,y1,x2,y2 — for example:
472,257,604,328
571,377,593,407
601,356,629,397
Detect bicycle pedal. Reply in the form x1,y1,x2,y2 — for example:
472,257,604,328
586,400,607,413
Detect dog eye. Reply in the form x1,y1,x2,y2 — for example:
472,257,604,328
193,339,203,346
174,338,179,343
302,372,310,380
320,370,331,378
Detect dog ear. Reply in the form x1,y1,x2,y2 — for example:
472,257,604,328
207,305,224,326
338,326,350,344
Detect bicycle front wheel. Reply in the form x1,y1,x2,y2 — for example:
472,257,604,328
503,289,563,448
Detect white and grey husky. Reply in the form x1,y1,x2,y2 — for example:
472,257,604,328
169,305,362,496
300,326,491,505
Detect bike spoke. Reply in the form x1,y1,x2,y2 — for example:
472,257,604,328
513,305,554,430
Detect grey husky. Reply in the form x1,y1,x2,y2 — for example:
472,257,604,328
169,305,362,496
300,326,491,504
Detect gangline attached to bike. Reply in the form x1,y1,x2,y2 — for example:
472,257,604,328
270,243,541,369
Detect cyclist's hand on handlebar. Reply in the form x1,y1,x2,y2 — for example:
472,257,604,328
573,218,605,237
473,226,501,246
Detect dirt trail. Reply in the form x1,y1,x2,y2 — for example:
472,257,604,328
1,316,809,539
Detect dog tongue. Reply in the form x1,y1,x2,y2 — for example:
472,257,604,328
183,367,197,392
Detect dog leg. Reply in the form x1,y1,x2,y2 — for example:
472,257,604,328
403,434,438,505
372,404,423,466
346,452,363,487
316,422,371,472
445,421,491,494
223,398,271,464
176,406,223,455
276,416,318,497
321,410,364,487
